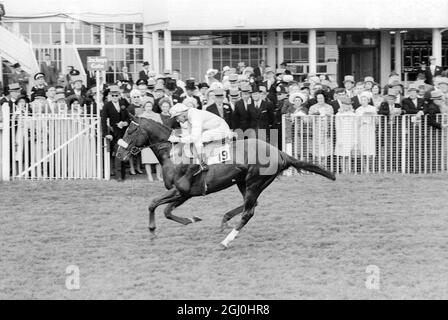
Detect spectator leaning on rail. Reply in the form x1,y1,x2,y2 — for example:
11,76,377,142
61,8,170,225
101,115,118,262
425,90,448,130
402,84,425,116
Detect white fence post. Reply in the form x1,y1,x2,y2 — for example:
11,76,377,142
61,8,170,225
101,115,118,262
1,103,10,181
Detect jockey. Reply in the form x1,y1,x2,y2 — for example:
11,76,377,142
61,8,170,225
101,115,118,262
168,103,232,174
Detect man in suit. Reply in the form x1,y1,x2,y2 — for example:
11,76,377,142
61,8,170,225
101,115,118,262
0,83,21,113
262,67,277,104
138,61,151,81
117,66,133,85
423,56,443,85
206,88,233,128
101,85,131,181
181,79,202,109
232,84,254,134
40,54,58,86
401,84,425,115
65,76,88,107
330,88,348,114
249,86,275,142
253,60,266,83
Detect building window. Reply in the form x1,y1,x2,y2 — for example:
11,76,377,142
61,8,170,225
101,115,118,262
211,31,265,45
212,48,266,71
104,47,144,83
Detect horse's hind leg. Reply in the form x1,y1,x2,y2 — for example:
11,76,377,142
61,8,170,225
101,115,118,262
220,205,244,232
164,196,201,225
220,181,246,231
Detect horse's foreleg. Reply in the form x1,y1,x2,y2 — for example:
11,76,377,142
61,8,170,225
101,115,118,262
148,188,179,237
164,196,200,225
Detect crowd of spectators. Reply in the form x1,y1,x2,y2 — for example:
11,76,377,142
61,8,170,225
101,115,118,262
2,56,448,180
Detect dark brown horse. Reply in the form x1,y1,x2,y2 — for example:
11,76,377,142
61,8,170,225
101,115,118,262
116,118,335,248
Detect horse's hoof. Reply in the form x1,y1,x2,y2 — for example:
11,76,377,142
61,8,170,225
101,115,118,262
193,216,202,222
219,242,229,250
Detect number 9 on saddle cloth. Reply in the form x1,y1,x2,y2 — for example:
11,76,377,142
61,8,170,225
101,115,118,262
172,138,232,166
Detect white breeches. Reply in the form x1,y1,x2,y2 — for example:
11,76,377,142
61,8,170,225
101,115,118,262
194,124,231,150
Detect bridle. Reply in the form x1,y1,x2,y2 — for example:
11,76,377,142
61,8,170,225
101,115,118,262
121,121,174,156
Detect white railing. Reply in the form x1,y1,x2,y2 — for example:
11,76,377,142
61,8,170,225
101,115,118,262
1,103,109,181
282,114,448,175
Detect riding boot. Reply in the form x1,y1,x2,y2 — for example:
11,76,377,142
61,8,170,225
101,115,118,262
193,153,208,176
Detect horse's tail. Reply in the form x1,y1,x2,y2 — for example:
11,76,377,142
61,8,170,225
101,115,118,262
281,152,336,181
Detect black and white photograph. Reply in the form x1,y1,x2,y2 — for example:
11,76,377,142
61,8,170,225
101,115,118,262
1,0,448,303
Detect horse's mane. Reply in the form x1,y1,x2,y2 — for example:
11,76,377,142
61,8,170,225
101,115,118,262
138,117,172,140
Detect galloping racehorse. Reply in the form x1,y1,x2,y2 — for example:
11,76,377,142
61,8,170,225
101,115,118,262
116,117,336,248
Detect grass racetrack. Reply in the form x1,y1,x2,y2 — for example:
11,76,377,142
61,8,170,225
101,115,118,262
1,174,448,299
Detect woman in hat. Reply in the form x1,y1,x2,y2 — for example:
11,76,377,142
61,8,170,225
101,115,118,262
158,97,179,129
356,92,378,171
205,69,219,87
286,92,309,119
138,98,163,182
67,96,84,115
335,96,357,173
308,93,334,164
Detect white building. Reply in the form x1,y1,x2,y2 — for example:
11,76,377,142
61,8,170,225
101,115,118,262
1,0,448,87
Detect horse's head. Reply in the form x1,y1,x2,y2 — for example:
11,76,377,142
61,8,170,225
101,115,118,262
116,120,149,161
116,117,173,161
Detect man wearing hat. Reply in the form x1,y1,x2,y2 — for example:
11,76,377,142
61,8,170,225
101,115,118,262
402,84,425,115
378,88,404,116
139,61,151,81
233,84,255,132
168,102,232,174
30,72,47,102
0,83,22,113
249,86,275,141
101,85,131,181
165,78,183,107
206,88,233,128
270,84,289,148
197,82,210,106
227,88,240,112
181,79,202,109
65,75,88,107
343,75,355,98
9,63,29,94
424,56,443,85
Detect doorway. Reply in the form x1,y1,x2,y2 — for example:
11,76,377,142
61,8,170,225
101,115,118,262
338,48,378,85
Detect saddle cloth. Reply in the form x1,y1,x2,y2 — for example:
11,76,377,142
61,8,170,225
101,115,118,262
174,139,232,165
